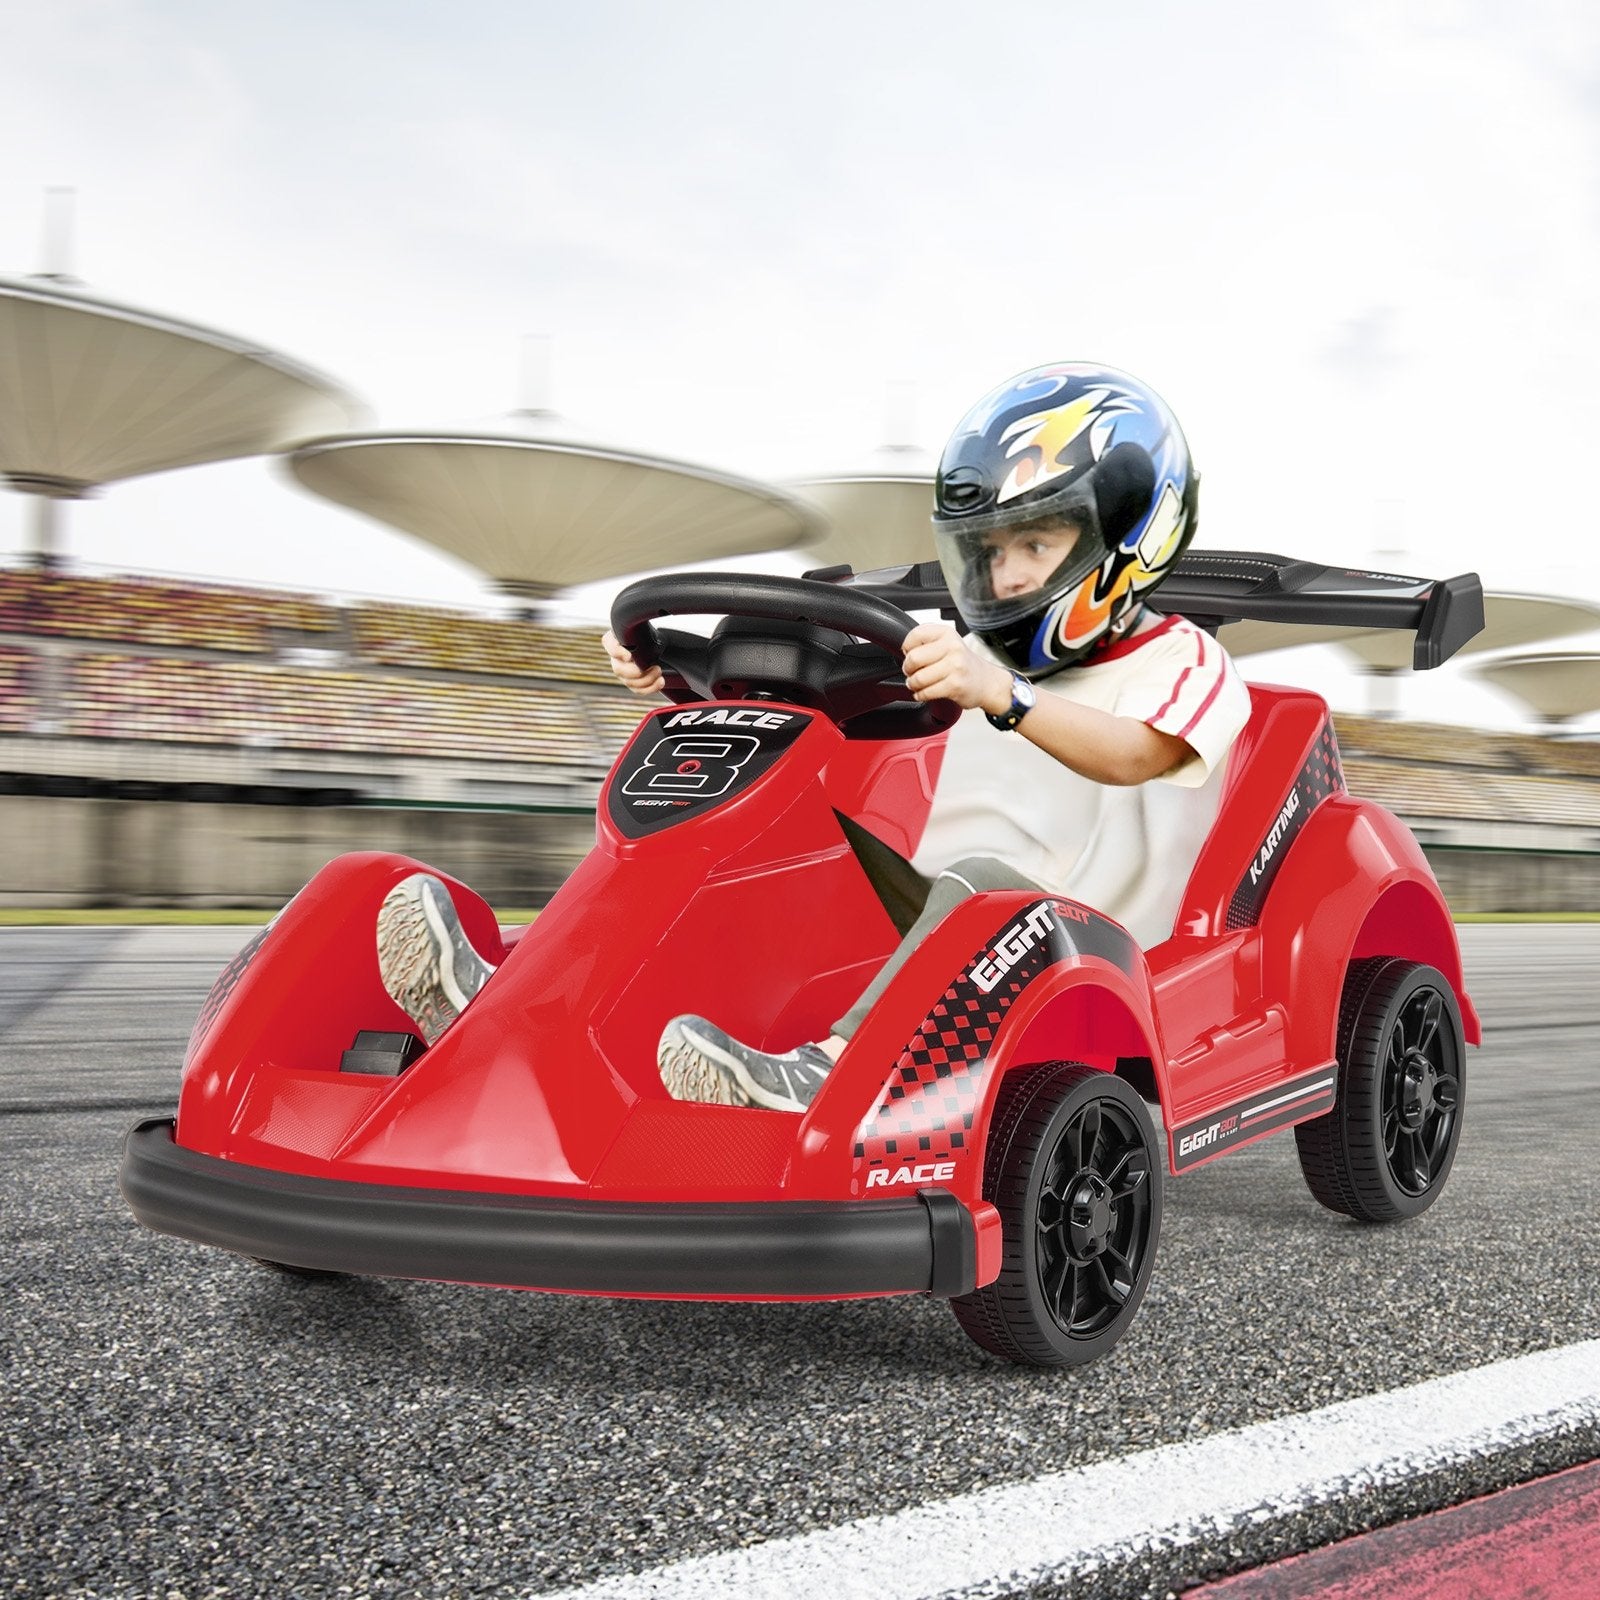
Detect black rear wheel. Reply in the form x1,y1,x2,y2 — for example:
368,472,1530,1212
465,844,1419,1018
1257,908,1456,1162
951,1062,1162,1367
1295,958,1465,1222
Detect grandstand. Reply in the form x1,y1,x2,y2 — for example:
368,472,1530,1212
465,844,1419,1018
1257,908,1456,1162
0,567,337,653
64,655,608,766
353,603,621,684
1332,714,1600,838
0,644,38,732
0,565,639,809
2,562,1598,909
1328,712,1600,781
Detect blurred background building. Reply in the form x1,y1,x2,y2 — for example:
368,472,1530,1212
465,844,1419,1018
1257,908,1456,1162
2,213,1598,914
5,550,1598,912
3,304,1599,914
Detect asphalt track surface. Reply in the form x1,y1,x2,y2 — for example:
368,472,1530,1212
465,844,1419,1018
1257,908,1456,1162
4,925,1598,1600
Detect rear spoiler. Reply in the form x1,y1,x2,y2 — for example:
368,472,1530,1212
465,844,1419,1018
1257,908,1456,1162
813,550,1486,672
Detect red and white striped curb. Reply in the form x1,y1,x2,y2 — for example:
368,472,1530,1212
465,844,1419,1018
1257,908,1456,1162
1190,1457,1600,1598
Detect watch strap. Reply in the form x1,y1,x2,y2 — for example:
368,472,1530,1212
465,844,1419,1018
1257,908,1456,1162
985,673,1035,731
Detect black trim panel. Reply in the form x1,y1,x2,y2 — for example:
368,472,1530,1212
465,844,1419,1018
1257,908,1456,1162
605,706,814,840
120,1120,977,1298
1170,1066,1338,1172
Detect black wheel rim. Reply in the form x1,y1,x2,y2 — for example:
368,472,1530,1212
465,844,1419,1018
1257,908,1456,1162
1034,1097,1154,1339
1381,985,1461,1197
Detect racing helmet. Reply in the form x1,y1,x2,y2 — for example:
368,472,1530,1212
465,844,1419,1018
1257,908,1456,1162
932,363,1198,678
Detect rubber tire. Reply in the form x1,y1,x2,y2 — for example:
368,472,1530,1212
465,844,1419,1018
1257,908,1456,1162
951,1062,1163,1368
1295,958,1466,1223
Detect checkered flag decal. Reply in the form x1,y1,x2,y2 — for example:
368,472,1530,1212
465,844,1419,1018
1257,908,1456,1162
850,901,1135,1185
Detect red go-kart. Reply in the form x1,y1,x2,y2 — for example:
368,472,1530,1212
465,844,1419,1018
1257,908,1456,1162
121,552,1485,1367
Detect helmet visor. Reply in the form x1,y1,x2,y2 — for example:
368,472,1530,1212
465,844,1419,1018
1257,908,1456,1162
932,489,1107,633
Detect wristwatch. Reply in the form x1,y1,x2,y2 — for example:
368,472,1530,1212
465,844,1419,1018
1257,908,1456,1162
985,673,1037,731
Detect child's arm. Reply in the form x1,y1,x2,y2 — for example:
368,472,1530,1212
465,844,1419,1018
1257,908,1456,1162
902,622,1192,787
601,628,665,696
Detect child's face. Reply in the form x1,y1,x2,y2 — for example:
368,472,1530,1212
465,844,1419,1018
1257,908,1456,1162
979,518,1084,600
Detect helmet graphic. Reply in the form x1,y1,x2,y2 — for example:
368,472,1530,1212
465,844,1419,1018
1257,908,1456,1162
932,363,1198,679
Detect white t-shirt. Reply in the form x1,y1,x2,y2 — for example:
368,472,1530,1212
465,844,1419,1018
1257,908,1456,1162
909,612,1252,948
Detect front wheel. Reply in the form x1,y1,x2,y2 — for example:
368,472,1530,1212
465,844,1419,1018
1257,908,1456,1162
951,1062,1162,1367
1295,958,1465,1222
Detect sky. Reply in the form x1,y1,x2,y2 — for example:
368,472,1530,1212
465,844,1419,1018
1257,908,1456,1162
2,0,1598,726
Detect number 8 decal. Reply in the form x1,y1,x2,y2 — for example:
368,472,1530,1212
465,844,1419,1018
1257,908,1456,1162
621,733,761,799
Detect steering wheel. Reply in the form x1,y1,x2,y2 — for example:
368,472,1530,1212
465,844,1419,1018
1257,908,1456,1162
610,573,961,739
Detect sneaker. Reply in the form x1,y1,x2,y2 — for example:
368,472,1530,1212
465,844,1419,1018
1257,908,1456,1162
376,873,496,1046
657,1015,834,1112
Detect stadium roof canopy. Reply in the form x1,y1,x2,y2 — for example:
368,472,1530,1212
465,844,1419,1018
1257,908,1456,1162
0,275,362,500
285,409,826,599
1332,593,1600,671
789,444,937,577
1471,653,1600,722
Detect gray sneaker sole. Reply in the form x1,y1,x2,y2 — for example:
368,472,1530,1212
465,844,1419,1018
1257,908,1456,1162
658,1021,817,1113
376,875,493,1046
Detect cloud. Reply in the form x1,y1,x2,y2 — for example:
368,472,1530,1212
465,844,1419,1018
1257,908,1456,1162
1323,307,1404,383
1,1,1598,606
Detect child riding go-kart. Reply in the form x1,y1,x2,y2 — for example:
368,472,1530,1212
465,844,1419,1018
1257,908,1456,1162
120,543,1484,1367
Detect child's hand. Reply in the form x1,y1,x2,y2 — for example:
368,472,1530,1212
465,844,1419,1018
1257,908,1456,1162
901,623,1012,714
602,628,665,696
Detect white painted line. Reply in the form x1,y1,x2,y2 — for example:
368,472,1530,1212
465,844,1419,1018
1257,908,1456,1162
538,1339,1600,1600
1241,1073,1336,1120
1240,1090,1332,1128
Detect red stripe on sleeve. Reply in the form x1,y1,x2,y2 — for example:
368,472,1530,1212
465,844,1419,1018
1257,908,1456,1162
1148,627,1204,727
1176,640,1229,739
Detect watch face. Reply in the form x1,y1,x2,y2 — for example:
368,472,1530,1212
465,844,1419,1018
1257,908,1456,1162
987,674,1036,730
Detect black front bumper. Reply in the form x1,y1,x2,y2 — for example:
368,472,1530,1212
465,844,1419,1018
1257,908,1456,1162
119,1119,978,1298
